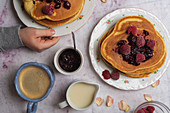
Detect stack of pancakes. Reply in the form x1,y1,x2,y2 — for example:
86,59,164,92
100,16,167,78
23,0,85,27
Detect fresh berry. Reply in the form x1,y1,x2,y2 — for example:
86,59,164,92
143,30,149,36
63,1,71,9
42,5,54,15
131,46,140,55
142,108,149,113
119,44,131,55
147,40,155,50
111,71,120,80
137,109,145,113
46,0,52,3
61,0,67,2
136,36,145,47
146,106,155,113
127,26,137,35
117,40,127,47
102,70,111,79
136,53,145,63
54,0,61,3
145,47,153,54
123,54,133,61
54,2,61,9
118,27,155,66
128,35,137,46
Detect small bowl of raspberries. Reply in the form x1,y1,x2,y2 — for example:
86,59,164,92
134,101,170,113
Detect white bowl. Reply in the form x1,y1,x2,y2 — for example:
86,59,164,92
54,46,84,75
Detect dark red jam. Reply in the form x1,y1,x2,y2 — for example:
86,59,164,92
59,49,81,72
117,26,155,66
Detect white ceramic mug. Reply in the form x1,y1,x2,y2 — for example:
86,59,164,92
58,81,100,110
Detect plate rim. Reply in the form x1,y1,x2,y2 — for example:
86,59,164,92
89,7,170,90
13,0,97,37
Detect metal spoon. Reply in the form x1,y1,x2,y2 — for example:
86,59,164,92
72,32,77,51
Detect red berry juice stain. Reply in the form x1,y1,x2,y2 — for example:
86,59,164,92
2,62,8,69
0,0,8,25
0,50,18,70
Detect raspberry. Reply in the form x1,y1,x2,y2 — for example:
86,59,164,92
119,44,131,55
127,26,137,35
142,108,149,113
111,71,120,80
146,106,155,113
147,40,155,50
42,5,54,15
102,70,111,79
137,109,145,113
136,36,145,47
136,53,145,63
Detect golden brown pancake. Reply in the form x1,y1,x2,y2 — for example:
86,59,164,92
99,28,166,78
99,16,166,78
99,27,166,74
31,0,84,21
36,2,84,27
23,0,85,27
100,16,166,73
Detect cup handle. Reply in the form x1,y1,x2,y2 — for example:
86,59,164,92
58,101,68,109
27,102,38,113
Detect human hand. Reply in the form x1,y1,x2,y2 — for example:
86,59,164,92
19,27,60,52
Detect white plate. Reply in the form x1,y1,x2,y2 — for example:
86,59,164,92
89,8,170,90
13,0,96,36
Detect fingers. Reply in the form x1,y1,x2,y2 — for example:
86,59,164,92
34,28,55,37
41,37,60,49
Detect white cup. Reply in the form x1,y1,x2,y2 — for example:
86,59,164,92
54,46,84,75
58,81,100,110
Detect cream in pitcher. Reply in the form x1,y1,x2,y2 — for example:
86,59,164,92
68,83,96,108
59,81,99,110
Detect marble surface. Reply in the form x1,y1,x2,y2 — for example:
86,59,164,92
0,0,170,113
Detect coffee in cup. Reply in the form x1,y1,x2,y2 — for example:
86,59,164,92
19,65,50,99
15,62,55,113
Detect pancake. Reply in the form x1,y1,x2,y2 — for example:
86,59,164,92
99,27,166,78
23,0,85,27
100,16,166,74
23,0,34,15
36,2,83,27
25,0,84,21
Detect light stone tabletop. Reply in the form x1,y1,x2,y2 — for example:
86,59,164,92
0,0,170,113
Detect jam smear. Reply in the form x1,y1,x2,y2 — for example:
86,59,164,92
59,49,81,72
